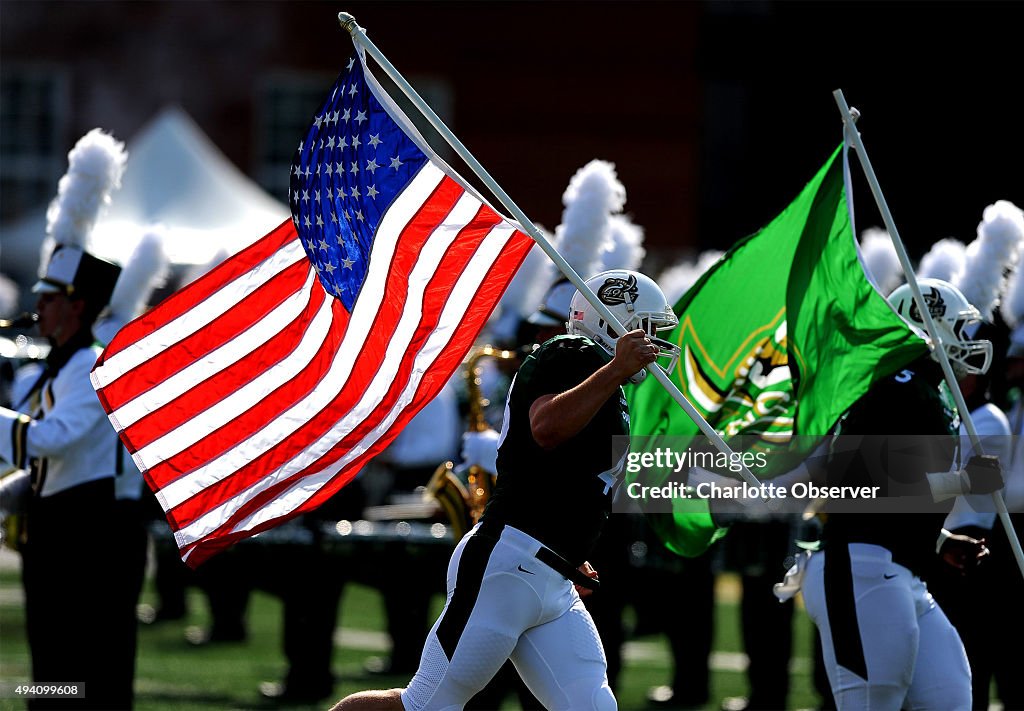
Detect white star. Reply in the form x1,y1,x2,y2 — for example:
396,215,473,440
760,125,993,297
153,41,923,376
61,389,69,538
326,187,333,200
333,283,344,296
366,158,379,173
301,190,310,203
314,115,323,129
334,162,343,174
331,211,339,224
367,185,379,199
319,238,329,250
355,110,367,124
351,135,361,150
349,162,359,175
303,166,311,179
327,136,335,149
342,256,355,269
315,164,321,177
331,110,340,124
314,190,321,203
337,186,346,198
304,215,312,228
368,133,382,149
316,214,324,227
318,138,324,149
390,156,404,170
350,185,361,199
343,209,351,220
298,140,304,153
347,57,355,71
342,108,351,123
355,210,364,222
338,136,349,150
293,214,300,228
325,163,333,176
348,83,358,97
292,164,300,176
305,238,316,250
324,262,337,274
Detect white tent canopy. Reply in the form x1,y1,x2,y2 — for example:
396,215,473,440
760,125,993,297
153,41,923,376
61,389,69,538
0,106,289,288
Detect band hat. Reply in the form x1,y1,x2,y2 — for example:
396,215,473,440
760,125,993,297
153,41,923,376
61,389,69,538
527,280,576,326
33,244,122,305
34,128,128,306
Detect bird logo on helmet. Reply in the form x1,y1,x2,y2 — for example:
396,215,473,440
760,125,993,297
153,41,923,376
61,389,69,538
596,273,639,307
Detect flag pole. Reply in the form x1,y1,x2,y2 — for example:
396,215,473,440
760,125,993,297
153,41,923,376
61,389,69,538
833,89,1024,578
336,12,767,492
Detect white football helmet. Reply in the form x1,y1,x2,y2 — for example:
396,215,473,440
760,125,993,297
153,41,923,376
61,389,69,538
887,278,993,376
567,269,680,383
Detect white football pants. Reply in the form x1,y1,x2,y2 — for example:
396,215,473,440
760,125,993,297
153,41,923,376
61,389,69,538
802,543,971,710
401,523,616,711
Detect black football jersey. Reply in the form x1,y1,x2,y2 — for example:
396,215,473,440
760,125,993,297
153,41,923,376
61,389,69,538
483,335,630,565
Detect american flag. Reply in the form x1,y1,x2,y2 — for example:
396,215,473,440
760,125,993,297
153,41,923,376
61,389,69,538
91,49,534,567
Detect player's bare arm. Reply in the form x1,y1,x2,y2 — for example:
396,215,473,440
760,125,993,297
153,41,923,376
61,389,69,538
529,328,655,449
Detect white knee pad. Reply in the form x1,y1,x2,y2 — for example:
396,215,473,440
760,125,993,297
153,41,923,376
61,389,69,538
592,682,616,711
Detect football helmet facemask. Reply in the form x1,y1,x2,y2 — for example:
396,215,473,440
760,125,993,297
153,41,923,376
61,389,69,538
887,278,993,377
567,269,680,383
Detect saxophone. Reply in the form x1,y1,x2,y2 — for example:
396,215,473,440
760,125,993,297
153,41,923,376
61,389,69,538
426,345,519,538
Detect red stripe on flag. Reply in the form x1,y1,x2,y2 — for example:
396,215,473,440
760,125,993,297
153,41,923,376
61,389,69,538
99,221,299,362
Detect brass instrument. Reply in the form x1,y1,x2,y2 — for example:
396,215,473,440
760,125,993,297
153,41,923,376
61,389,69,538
426,345,519,538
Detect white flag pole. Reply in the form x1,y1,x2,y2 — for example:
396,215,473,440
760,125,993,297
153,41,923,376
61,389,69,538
833,89,1024,578
337,12,766,492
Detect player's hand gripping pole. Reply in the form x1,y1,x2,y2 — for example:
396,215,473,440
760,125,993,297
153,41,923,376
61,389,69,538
337,12,766,492
833,89,1024,580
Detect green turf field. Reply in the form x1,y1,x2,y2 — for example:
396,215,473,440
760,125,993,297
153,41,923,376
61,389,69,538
0,552,830,711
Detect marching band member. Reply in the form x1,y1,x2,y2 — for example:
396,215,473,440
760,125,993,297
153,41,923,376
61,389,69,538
0,129,156,710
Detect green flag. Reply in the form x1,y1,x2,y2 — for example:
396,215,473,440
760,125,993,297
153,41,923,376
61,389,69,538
628,146,928,556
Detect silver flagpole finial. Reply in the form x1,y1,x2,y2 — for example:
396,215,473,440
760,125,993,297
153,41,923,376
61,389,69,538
337,12,359,35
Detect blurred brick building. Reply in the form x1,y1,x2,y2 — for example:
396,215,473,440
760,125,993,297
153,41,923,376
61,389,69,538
2,1,1020,272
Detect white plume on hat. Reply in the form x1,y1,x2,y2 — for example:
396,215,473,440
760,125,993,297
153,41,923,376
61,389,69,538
39,128,128,274
92,224,170,346
554,159,626,280
858,227,904,296
658,250,725,306
599,213,646,273
954,200,1024,322
917,238,966,283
